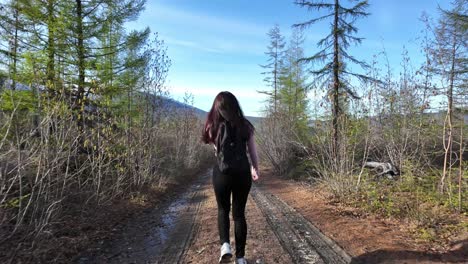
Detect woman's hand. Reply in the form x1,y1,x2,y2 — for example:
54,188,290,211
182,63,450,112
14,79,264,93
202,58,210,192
251,167,259,181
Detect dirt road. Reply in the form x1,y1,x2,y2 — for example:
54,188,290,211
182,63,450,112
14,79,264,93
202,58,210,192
76,168,467,264
76,169,352,264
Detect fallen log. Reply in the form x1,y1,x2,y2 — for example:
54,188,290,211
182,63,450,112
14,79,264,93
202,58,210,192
364,161,399,180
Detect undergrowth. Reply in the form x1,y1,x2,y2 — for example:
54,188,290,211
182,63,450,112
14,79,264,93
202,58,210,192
327,165,468,245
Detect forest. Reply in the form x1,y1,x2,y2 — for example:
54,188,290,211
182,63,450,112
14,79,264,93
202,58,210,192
0,0,466,263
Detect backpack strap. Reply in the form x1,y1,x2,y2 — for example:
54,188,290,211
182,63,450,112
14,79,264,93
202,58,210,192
215,121,227,155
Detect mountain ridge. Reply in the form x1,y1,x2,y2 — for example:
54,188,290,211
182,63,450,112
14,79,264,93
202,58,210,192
158,96,263,125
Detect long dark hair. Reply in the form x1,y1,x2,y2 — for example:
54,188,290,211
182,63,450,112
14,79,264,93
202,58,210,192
202,91,254,144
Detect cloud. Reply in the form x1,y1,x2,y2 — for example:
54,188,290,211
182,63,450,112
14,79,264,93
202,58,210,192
140,2,268,55
162,35,226,54
162,34,265,55
146,2,268,37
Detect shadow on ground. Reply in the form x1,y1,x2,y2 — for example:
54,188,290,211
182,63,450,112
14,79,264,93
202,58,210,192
350,239,467,263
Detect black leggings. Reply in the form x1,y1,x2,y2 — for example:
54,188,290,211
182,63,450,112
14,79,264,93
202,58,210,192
212,165,252,258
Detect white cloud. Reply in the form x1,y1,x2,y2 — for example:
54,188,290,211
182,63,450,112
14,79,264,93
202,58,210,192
162,35,226,54
162,34,265,55
146,2,268,37
140,2,268,55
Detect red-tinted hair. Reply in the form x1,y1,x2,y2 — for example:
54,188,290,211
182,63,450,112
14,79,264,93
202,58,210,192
202,91,254,144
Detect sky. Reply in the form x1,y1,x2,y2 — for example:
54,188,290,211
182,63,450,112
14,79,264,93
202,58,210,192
127,0,453,117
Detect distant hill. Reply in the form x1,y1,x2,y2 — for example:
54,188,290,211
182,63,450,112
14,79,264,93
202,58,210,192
245,116,263,126
157,96,263,126
156,96,207,119
131,92,262,127
0,80,264,125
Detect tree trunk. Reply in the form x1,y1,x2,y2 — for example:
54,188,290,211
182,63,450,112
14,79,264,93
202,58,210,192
46,0,55,92
11,4,19,91
274,44,278,114
440,36,456,194
76,0,85,133
459,118,464,212
332,0,340,164
294,55,299,124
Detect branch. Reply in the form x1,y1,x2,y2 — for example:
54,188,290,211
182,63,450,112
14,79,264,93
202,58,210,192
293,13,334,28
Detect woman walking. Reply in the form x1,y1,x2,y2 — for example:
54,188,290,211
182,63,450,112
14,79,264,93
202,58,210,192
202,91,259,264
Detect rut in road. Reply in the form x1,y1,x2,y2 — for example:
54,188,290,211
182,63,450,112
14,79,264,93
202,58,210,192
251,186,352,264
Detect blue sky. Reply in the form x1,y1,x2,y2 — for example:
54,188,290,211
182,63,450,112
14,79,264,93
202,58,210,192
127,0,452,117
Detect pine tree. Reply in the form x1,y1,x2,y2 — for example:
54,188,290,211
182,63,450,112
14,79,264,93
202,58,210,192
278,28,309,139
260,24,286,115
443,0,468,32
293,0,370,160
66,0,146,134
0,0,150,142
14,0,71,94
0,0,31,91
1,1,18,90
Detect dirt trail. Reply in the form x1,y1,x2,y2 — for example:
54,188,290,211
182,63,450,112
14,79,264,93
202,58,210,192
77,169,353,264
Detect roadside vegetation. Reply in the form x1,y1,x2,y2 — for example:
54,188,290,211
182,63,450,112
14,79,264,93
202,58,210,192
0,0,211,261
257,0,467,246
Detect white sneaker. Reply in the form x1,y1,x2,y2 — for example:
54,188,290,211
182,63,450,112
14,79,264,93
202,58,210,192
219,242,232,263
236,257,248,264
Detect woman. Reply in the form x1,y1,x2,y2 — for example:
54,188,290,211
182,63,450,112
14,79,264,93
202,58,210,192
202,91,259,264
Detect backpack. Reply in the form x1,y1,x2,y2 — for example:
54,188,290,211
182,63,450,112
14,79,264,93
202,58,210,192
216,121,249,175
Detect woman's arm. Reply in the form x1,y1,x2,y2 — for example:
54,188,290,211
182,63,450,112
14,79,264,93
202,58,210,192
247,134,259,181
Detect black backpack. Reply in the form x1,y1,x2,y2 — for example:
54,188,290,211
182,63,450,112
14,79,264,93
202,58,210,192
216,121,249,175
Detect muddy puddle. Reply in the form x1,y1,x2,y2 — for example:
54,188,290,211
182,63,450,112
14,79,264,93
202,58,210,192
76,170,210,264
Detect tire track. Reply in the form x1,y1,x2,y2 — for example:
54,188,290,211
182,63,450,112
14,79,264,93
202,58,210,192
251,186,352,264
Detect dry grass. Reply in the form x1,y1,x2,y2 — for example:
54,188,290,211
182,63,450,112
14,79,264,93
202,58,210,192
0,93,212,263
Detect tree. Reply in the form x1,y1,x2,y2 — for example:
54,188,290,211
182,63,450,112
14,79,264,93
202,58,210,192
258,27,310,175
69,0,146,134
430,0,467,207
278,28,309,140
13,0,71,94
0,1,19,90
443,0,468,32
141,33,171,126
293,0,370,161
260,24,286,115
449,0,468,211
432,0,468,212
